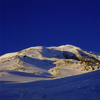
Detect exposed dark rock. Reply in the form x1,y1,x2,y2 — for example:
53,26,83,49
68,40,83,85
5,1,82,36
23,55,27,57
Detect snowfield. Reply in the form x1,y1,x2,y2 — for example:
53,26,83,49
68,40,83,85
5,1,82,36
0,44,100,100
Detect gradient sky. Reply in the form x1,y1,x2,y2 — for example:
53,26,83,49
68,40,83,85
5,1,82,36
1,0,100,56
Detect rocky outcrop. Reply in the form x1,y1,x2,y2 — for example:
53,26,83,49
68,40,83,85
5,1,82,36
48,68,61,76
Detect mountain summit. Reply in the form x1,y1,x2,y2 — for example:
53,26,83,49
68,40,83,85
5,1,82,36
0,45,100,76
0,44,100,77
0,45,100,100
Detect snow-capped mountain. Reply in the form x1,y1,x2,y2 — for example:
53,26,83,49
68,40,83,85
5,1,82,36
0,44,100,100
0,44,100,77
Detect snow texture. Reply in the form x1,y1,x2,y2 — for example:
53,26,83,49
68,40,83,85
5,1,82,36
0,44,100,100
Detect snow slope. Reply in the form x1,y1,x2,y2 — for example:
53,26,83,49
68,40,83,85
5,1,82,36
0,44,100,100
1,70,100,100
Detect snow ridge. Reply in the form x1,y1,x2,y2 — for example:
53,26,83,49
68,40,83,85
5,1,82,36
0,44,100,100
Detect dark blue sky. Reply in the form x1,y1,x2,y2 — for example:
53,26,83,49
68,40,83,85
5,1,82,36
1,0,100,56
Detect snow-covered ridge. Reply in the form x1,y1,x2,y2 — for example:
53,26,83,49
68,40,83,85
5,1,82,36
0,44,100,76
0,52,18,59
0,44,100,100
1,44,99,60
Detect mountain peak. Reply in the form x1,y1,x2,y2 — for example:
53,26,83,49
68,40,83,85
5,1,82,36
0,44,100,74
0,44,100,100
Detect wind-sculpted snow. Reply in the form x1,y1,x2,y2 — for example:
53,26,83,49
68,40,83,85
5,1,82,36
0,44,100,100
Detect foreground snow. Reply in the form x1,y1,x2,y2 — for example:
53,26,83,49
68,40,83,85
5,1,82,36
0,70,100,100
0,44,100,100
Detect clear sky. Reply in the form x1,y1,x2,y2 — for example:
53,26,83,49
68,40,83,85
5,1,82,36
1,0,100,56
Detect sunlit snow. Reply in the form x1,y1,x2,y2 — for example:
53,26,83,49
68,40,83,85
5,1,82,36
0,44,100,100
